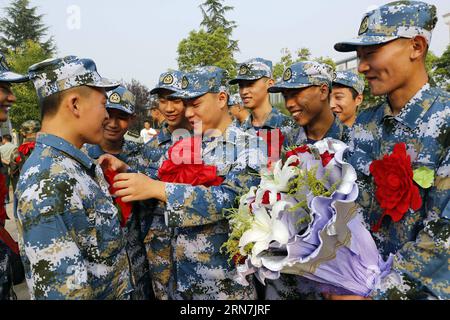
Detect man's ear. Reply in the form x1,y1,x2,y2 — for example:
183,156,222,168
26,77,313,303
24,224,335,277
218,92,228,109
320,84,330,102
355,94,364,107
267,78,275,87
64,91,82,118
410,36,428,61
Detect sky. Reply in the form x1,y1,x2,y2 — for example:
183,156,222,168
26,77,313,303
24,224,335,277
1,0,449,89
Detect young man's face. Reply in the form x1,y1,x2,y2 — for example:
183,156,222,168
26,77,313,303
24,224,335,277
238,77,272,110
103,108,132,142
0,83,16,122
78,87,109,145
282,85,327,127
357,38,413,96
144,121,151,129
158,91,186,129
330,86,362,126
184,93,226,133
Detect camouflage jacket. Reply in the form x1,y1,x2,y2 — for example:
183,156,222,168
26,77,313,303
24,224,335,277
347,84,449,300
83,140,151,300
240,106,298,155
158,123,265,300
15,134,132,300
285,115,348,147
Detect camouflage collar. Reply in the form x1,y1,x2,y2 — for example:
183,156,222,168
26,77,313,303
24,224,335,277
241,106,281,130
292,115,344,144
381,83,437,130
37,133,95,171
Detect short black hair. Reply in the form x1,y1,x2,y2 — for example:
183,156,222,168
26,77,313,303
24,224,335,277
332,84,359,100
2,134,12,142
40,86,92,119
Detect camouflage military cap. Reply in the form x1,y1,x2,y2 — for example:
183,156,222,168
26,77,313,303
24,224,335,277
0,52,28,83
106,85,136,115
333,71,365,95
169,66,229,100
28,55,120,100
268,61,334,93
334,1,438,52
20,120,41,134
227,93,243,107
229,58,273,85
150,70,185,95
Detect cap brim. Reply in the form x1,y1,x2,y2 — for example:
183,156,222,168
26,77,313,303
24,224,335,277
106,104,134,115
87,77,120,91
334,35,399,52
268,83,313,93
149,85,177,95
169,90,207,100
0,71,29,83
229,75,264,85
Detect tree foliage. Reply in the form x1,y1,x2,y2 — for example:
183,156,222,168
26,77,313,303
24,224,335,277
125,79,151,133
6,40,50,129
0,0,55,54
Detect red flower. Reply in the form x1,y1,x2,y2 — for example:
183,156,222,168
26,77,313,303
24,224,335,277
232,253,247,265
261,191,281,205
320,151,335,167
15,141,36,163
369,143,422,232
286,145,311,166
158,137,224,187
104,169,133,228
257,129,285,164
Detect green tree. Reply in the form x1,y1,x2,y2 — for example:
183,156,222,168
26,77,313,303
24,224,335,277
177,0,238,77
6,40,50,129
177,27,237,78
433,45,450,92
0,0,55,54
125,79,151,133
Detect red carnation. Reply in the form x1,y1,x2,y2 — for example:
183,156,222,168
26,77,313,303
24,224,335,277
320,151,335,167
158,137,224,187
286,145,311,166
369,143,422,232
104,169,133,228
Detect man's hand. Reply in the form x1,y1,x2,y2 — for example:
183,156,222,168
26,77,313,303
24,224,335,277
113,173,167,202
98,154,129,173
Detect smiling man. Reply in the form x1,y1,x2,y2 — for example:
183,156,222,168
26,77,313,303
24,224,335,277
334,1,449,300
330,71,365,127
83,85,151,300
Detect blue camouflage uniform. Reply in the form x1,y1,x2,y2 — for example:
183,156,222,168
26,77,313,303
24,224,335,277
83,86,151,300
151,66,266,300
15,56,132,300
229,58,298,157
0,52,29,300
335,1,449,299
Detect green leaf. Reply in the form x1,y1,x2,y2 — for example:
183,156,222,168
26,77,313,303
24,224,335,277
413,166,435,189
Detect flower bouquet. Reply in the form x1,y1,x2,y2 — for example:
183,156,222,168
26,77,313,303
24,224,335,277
223,138,393,297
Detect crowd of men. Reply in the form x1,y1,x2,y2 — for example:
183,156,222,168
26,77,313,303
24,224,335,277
0,0,448,300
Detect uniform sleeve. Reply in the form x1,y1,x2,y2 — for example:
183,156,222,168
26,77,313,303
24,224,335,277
373,147,450,300
16,178,93,300
164,144,265,228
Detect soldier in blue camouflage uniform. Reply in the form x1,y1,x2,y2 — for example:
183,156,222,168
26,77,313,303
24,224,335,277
229,58,297,162
104,66,265,300
139,71,191,299
334,1,449,300
330,71,365,127
0,52,29,300
83,86,151,300
264,61,349,299
14,56,132,299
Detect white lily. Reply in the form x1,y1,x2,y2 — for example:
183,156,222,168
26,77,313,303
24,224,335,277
260,157,299,193
239,201,290,267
